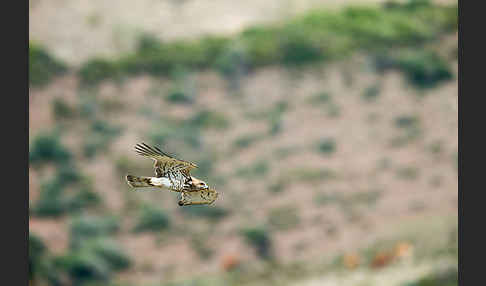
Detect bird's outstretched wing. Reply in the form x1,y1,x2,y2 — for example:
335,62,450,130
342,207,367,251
134,143,197,177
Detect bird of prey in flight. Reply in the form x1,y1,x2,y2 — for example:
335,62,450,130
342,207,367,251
126,143,219,206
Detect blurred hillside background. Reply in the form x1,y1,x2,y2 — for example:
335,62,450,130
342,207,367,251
29,0,458,285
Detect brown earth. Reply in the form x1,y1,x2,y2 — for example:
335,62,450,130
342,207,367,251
29,50,458,284
29,1,458,284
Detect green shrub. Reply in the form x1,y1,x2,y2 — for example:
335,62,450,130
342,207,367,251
115,155,146,175
91,120,122,136
315,190,382,207
68,187,100,211
165,66,197,104
29,133,71,165
134,206,170,232
268,179,286,193
32,179,67,216
83,138,106,158
376,50,453,88
83,120,122,158
191,157,214,179
167,88,193,104
269,117,282,135
30,233,46,261
178,124,205,149
55,238,131,285
286,168,336,183
281,26,324,66
427,140,444,155
57,165,83,185
317,138,336,155
236,160,269,178
187,110,230,130
233,134,261,150
402,266,457,286
146,124,173,147
273,101,289,115
396,50,453,88
29,233,47,280
347,190,383,206
124,34,228,75
265,101,289,136
77,34,228,85
147,119,202,150
52,98,75,120
391,115,422,147
238,26,281,67
86,13,102,27
180,205,229,221
307,92,332,104
325,102,341,118
314,192,341,205
396,166,420,180
55,250,111,284
241,227,273,259
32,166,100,217
70,215,120,248
268,206,300,231
214,41,249,78
29,43,67,87
385,0,432,10
190,235,214,260
100,97,126,113
273,146,299,159
87,239,131,271
54,214,130,285
363,84,381,101
33,187,96,217
307,93,340,118
78,2,457,86
79,59,121,86
395,115,419,128
78,96,99,119
29,234,66,286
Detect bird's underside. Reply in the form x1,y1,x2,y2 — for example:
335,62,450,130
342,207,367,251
125,143,219,206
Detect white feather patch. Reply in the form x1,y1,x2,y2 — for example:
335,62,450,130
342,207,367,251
150,177,172,189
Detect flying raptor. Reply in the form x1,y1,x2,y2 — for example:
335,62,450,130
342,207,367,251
125,143,219,206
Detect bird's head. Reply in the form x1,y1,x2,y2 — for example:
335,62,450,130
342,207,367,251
190,176,210,190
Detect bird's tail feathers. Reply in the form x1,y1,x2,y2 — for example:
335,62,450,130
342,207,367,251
126,175,155,188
